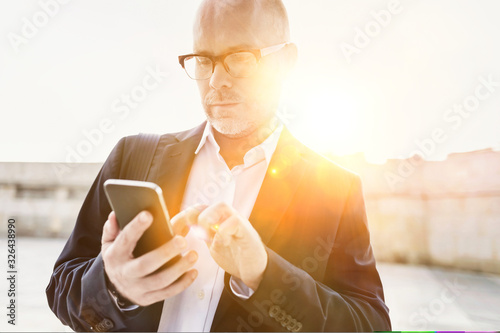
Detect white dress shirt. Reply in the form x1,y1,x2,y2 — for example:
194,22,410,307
157,122,283,332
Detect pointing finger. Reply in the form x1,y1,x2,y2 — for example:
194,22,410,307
171,205,207,236
198,202,233,231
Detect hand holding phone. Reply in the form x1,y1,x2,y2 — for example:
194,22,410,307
101,179,198,307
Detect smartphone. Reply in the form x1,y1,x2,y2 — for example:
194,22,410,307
103,179,179,267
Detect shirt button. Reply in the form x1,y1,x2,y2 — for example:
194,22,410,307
197,289,205,300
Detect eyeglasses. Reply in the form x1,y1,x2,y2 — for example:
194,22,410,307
178,42,289,80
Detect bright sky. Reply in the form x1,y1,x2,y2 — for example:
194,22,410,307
1,0,499,163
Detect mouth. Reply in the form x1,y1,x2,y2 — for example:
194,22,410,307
209,102,241,107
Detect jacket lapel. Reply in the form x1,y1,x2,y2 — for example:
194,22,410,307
154,123,205,217
248,128,310,244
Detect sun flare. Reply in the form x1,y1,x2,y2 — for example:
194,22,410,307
287,85,365,157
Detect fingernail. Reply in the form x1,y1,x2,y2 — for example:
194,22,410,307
189,251,198,263
176,237,186,248
140,212,149,223
193,204,208,212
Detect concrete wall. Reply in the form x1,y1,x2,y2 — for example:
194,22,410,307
0,162,101,237
330,149,500,274
1,149,499,273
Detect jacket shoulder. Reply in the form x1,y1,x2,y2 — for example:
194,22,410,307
284,132,360,184
119,122,206,149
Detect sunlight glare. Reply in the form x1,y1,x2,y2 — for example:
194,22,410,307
291,86,362,156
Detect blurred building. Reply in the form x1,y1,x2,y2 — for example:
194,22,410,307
0,162,101,237
1,149,499,274
329,148,500,274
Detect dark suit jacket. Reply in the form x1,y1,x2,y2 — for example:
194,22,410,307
46,123,391,332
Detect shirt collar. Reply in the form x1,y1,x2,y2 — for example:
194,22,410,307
194,122,214,155
195,121,284,167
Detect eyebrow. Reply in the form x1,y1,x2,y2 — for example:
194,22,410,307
193,44,257,55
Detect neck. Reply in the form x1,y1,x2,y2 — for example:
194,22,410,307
213,121,278,169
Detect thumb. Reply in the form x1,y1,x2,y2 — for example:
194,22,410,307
215,216,242,246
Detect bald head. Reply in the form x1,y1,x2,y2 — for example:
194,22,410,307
193,0,290,51
190,0,297,141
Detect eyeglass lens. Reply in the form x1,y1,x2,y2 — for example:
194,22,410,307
183,52,258,79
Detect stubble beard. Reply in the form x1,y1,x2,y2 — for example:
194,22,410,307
204,89,254,137
206,108,255,138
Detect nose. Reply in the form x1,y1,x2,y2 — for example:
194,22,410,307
209,62,233,90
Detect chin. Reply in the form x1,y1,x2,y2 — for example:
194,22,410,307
209,117,255,138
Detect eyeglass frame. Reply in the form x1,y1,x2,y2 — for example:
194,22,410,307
178,42,290,80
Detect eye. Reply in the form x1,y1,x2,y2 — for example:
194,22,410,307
228,52,255,63
196,57,212,66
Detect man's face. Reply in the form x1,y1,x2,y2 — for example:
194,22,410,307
193,2,287,139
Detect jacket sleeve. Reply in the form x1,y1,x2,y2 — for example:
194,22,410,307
224,175,391,332
45,137,162,332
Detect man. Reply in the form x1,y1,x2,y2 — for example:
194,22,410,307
47,0,391,331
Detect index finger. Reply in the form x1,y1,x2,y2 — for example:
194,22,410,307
198,202,234,230
171,205,207,236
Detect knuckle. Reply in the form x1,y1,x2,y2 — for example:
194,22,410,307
102,247,117,264
122,263,136,278
132,260,147,274
163,288,176,300
119,229,132,245
117,229,135,245
147,273,167,290
161,242,176,258
216,202,227,209
161,270,177,286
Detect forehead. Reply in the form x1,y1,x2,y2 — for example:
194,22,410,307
193,1,273,54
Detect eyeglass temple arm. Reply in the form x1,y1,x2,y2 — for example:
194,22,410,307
260,42,289,57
